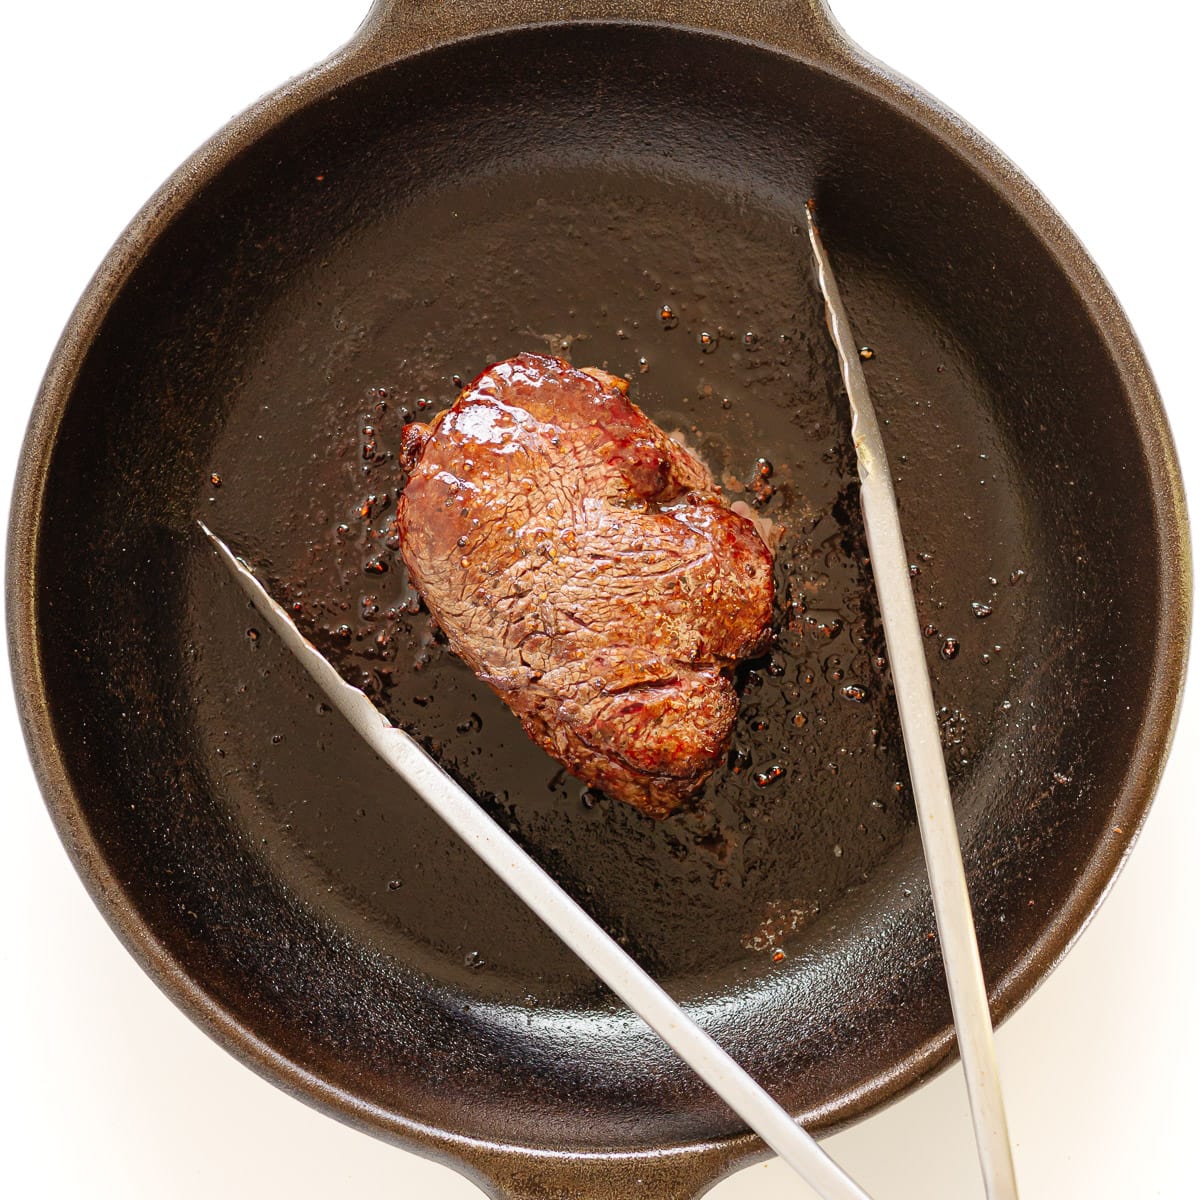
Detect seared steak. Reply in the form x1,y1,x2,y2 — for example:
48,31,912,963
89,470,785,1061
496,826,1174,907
396,353,774,818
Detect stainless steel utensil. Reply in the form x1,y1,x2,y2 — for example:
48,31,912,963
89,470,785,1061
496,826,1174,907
806,202,1019,1200
200,520,872,1200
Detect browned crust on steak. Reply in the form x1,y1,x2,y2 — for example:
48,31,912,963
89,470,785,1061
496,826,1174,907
396,353,774,817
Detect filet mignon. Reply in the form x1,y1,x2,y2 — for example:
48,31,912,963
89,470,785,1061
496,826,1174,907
396,353,774,818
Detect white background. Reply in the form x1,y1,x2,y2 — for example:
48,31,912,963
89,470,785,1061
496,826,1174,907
2,2,1195,1197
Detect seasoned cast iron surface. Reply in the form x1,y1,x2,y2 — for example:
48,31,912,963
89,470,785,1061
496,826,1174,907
32,27,1163,1148
200,161,1010,991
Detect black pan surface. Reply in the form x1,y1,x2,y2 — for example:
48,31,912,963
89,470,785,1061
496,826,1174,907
10,4,1189,1196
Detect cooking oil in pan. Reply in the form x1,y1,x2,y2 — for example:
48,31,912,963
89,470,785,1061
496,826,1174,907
200,170,1026,992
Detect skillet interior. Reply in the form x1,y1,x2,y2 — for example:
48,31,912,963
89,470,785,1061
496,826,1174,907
28,24,1175,1151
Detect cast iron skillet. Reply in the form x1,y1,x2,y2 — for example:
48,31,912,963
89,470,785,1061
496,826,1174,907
7,1,1190,1197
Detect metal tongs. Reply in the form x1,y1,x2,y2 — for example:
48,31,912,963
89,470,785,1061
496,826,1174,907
806,201,1018,1200
201,200,1017,1200
201,519,873,1200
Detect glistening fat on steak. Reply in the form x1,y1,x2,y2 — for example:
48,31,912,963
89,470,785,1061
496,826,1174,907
396,353,774,818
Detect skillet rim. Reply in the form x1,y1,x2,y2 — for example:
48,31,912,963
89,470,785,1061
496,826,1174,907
5,7,1191,1193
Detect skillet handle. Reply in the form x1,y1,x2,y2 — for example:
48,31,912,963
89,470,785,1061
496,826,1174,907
457,1141,751,1200
349,0,849,66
